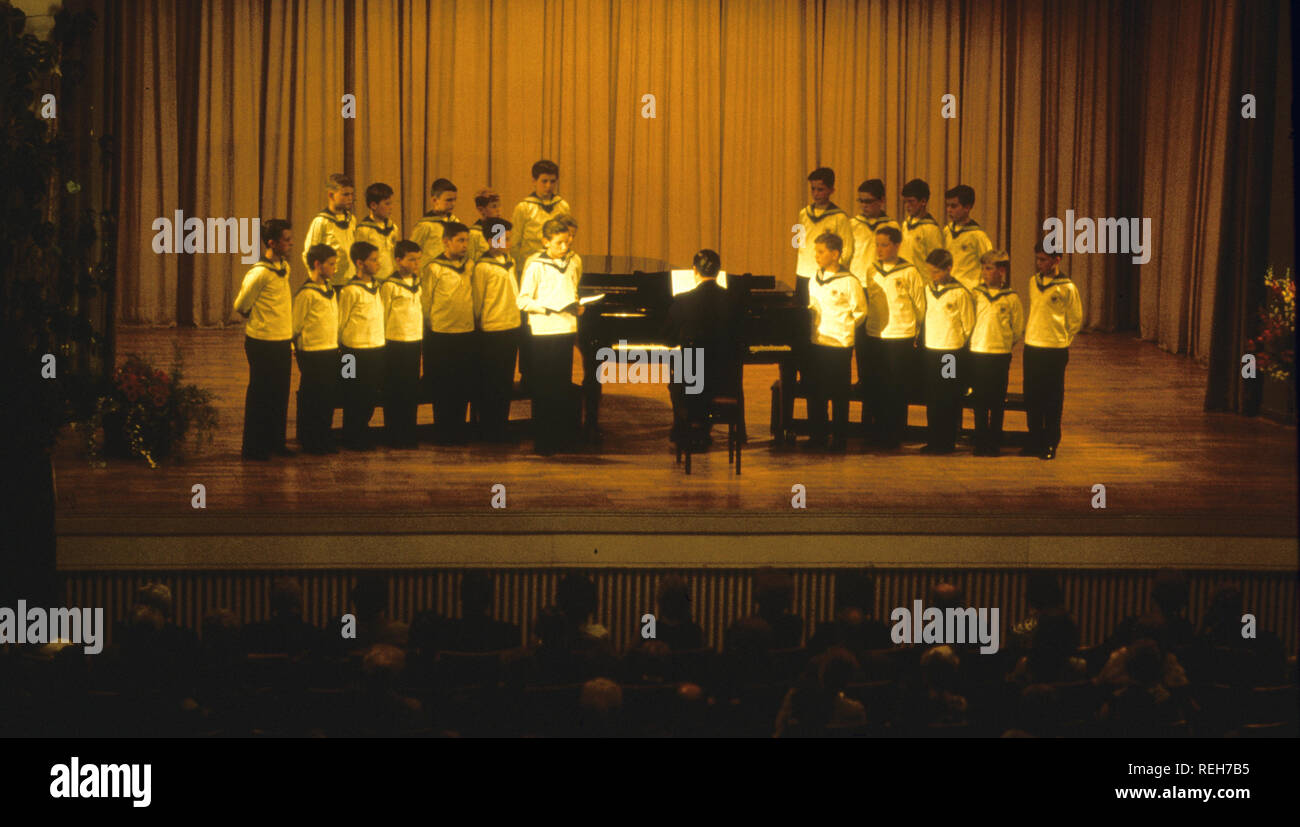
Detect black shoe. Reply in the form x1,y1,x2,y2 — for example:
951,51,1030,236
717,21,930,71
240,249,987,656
828,438,847,453
801,437,828,451
241,450,271,461
1018,445,1039,457
920,444,954,455
273,446,298,457
1040,445,1057,460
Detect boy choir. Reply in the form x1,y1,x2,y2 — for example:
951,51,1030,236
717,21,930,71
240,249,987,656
238,165,1082,461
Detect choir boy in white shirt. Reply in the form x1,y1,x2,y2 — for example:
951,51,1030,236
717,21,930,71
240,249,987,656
969,250,1024,456
900,179,945,286
410,178,461,272
355,182,399,281
424,222,476,445
468,189,506,266
337,241,386,451
302,174,357,287
511,161,572,393
807,233,867,452
942,184,994,292
849,178,899,436
234,219,295,460
870,225,926,450
517,218,583,456
920,249,976,454
292,244,341,455
1022,240,1083,460
472,218,522,443
380,240,425,449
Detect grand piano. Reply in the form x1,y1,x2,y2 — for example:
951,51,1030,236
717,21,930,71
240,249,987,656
575,256,805,441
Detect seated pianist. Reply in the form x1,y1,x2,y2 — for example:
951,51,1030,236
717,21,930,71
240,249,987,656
661,249,744,450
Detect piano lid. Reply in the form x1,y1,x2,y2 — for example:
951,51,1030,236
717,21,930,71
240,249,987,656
580,255,672,276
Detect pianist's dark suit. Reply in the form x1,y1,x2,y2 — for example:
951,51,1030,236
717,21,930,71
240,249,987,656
662,278,745,443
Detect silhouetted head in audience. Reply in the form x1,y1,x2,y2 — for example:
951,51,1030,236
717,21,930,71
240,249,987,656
834,571,875,622
658,575,692,624
1200,585,1244,642
362,643,406,691
201,609,241,661
351,575,389,620
674,682,709,737
1133,614,1169,651
270,578,304,619
818,646,858,695
134,583,174,621
928,582,964,612
461,571,494,619
1026,573,1064,613
753,569,794,621
1151,571,1189,620
578,677,623,736
1127,639,1163,687
921,645,961,692
557,572,598,628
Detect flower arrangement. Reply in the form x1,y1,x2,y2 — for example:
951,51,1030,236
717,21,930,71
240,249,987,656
83,347,218,467
1246,266,1295,383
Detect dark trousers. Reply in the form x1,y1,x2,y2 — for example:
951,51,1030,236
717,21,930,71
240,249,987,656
530,332,577,452
580,333,602,432
780,275,813,437
924,347,964,450
855,333,883,432
970,351,1012,450
384,340,422,447
877,337,915,446
1024,344,1069,452
242,335,291,457
517,317,534,391
479,328,519,441
295,347,338,452
428,330,477,444
808,343,852,443
341,345,384,448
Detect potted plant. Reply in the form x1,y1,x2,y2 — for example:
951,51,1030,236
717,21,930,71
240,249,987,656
1245,266,1296,423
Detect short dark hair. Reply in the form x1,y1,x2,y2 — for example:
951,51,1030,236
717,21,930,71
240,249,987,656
349,240,378,264
364,182,394,207
474,189,500,209
461,571,494,614
1026,573,1064,611
532,159,560,179
901,179,930,200
541,217,570,240
875,225,902,245
1151,571,1189,616
394,240,421,258
926,248,954,269
945,184,975,207
326,173,353,191
442,221,469,240
262,219,291,245
814,232,843,254
1033,238,1061,256
557,572,598,622
481,218,512,251
306,243,336,269
807,167,835,188
857,178,885,199
834,571,876,612
430,178,457,197
693,248,721,278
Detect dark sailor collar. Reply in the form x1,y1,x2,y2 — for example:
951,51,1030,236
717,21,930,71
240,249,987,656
432,254,468,274
258,257,288,277
297,281,333,298
854,214,896,230
1034,273,1072,290
905,213,938,230
343,278,380,294
537,252,574,273
317,208,353,229
385,273,420,292
358,216,394,235
418,211,458,226
815,268,854,285
525,193,564,214
975,286,1015,301
478,255,515,271
945,220,983,237
874,258,913,278
806,202,845,223
928,280,964,298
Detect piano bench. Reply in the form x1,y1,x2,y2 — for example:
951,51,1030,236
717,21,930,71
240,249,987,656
675,397,743,475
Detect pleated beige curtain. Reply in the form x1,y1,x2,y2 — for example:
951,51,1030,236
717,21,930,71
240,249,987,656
102,0,1252,365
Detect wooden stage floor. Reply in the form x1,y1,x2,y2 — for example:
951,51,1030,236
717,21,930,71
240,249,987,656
50,327,1296,549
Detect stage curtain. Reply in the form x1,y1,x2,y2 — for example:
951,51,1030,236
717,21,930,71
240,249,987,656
93,0,1280,369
